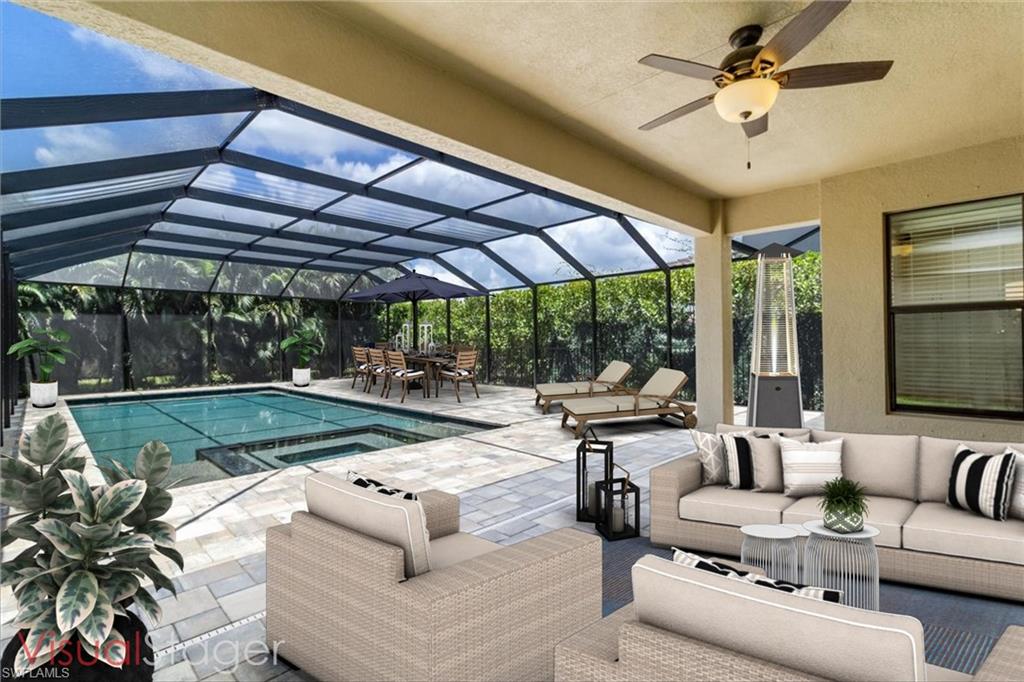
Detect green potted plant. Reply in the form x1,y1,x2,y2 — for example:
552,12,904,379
280,319,325,387
6,328,74,408
1,414,182,681
819,477,869,533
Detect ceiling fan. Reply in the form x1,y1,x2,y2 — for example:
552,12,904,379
638,0,893,138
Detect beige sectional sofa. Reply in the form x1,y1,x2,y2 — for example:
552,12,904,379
651,425,1024,601
555,554,1024,681
266,473,603,681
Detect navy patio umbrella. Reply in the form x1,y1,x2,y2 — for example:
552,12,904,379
345,273,485,347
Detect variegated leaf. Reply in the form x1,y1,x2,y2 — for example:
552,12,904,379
134,441,172,486
33,518,85,560
94,479,147,525
25,415,68,466
0,455,41,485
12,605,72,676
139,559,176,596
44,443,85,476
95,533,154,554
12,597,53,629
101,572,140,602
96,627,127,669
16,579,48,607
111,603,128,617
156,545,185,572
0,477,26,509
131,586,161,624
20,478,63,511
14,561,74,593
60,470,96,521
76,589,114,649
138,521,175,548
70,521,118,542
55,569,98,633
49,493,76,514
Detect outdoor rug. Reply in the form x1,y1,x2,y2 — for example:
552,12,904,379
599,536,1024,675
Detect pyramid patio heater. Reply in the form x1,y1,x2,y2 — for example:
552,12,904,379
747,243,803,428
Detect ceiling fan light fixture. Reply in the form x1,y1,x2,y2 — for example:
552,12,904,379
713,78,780,123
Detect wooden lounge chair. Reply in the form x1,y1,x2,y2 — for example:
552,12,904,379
560,367,697,437
534,361,633,414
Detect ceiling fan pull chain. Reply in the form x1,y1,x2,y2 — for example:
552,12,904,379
747,137,752,170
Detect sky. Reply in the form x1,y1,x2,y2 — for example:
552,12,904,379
1,2,697,286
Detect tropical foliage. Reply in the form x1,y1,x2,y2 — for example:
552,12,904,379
0,414,181,675
280,319,325,369
819,477,870,517
6,327,73,383
15,253,823,409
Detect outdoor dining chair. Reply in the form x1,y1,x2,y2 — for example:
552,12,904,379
366,348,388,394
351,347,371,390
384,350,427,403
437,350,480,402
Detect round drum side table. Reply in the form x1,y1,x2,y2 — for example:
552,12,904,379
739,524,800,582
803,520,880,610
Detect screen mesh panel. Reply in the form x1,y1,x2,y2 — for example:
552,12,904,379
340,301,382,373
167,198,294,229
415,218,512,241
31,254,130,287
629,217,695,267
321,194,439,228
546,216,655,276
282,299,341,379
5,203,167,241
404,258,470,287
209,293,280,384
284,269,356,300
489,288,534,386
417,300,448,348
1,168,197,215
670,267,696,401
149,222,256,244
488,234,581,283
536,281,592,383
284,220,384,245
193,164,343,210
449,297,486,369
125,289,207,389
476,193,590,228
438,248,521,289
374,159,519,209
125,252,220,290
213,261,295,296
597,272,667,389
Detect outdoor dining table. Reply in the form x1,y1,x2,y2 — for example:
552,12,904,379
401,352,455,397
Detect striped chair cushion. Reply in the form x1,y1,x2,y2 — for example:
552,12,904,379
372,366,389,375
356,362,369,370
780,437,844,498
347,472,419,501
671,548,841,603
391,368,424,378
440,368,473,378
947,445,1016,520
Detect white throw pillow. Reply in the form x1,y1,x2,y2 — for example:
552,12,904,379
779,437,843,498
1010,448,1024,521
690,430,727,485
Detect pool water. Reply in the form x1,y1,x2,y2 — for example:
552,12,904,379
69,389,486,482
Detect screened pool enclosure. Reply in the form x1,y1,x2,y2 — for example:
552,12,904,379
0,82,708,409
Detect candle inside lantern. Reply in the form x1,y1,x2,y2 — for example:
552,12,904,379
587,482,598,517
611,506,625,533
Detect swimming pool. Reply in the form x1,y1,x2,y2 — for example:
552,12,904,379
68,389,489,483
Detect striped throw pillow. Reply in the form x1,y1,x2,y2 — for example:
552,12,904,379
721,431,755,489
779,437,844,498
671,548,841,603
947,446,1016,520
1010,448,1024,521
347,472,419,501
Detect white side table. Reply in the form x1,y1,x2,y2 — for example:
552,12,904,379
803,520,880,610
739,524,800,582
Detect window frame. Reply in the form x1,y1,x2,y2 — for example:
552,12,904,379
883,193,1024,420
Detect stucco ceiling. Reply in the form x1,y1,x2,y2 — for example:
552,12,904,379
320,1,1024,199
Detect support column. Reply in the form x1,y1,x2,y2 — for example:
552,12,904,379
694,200,734,426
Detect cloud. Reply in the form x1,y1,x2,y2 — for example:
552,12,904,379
306,153,412,184
378,161,515,208
68,25,239,89
32,125,122,166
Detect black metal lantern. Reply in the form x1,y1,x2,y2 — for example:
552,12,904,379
595,465,640,541
576,427,613,523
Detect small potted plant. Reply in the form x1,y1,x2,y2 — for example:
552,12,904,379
1,414,183,680
819,477,869,533
6,328,74,408
280,319,325,387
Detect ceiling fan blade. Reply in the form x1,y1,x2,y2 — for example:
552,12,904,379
639,54,729,81
742,114,768,138
639,94,716,131
755,0,851,71
775,61,893,88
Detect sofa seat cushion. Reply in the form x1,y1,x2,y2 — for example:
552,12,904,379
902,502,1024,566
305,472,431,578
429,532,501,571
678,486,795,526
812,430,918,500
782,496,916,549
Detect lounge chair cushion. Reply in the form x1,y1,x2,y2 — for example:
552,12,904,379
305,472,431,578
639,368,688,397
812,430,918,500
901,502,1024,565
917,436,1024,503
596,360,631,383
428,532,501,571
782,495,916,549
603,395,662,412
631,554,927,682
677,486,795,526
535,381,613,397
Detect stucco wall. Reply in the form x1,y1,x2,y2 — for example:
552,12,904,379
819,136,1024,440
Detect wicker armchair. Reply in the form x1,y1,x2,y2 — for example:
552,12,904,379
266,489,602,681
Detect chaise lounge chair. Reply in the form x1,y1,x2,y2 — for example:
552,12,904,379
535,361,633,414
560,367,697,437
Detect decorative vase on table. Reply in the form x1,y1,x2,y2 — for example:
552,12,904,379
819,477,869,534
823,508,864,533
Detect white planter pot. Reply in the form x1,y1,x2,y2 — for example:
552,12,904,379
292,368,311,387
30,381,58,408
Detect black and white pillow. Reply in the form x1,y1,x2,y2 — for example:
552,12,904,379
672,548,841,603
347,472,419,501
721,432,755,489
947,446,1016,520
1009,448,1024,521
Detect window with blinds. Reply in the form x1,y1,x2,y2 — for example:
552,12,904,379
887,195,1023,418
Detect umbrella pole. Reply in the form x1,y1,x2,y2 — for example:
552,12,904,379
412,298,419,350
